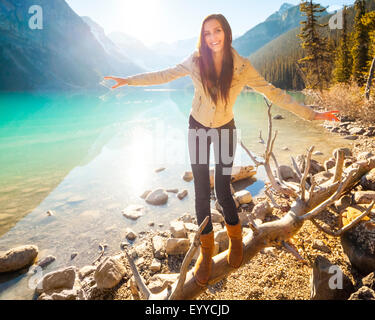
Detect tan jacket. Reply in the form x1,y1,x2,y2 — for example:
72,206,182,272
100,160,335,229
125,47,316,128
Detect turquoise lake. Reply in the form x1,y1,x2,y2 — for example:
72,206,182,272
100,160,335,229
0,87,352,299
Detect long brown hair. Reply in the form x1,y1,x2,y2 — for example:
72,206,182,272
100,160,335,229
196,14,234,109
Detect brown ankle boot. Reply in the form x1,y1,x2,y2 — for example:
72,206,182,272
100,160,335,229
225,222,243,268
193,230,215,287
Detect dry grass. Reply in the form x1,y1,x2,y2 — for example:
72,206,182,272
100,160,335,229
302,81,375,125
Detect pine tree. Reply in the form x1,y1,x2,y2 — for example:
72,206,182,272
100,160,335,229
333,6,352,83
297,0,332,92
351,0,370,87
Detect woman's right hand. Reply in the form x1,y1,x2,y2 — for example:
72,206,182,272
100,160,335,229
103,76,129,89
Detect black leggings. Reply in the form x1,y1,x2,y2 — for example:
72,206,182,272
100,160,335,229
188,114,239,234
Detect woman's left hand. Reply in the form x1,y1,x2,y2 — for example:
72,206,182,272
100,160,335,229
314,110,340,122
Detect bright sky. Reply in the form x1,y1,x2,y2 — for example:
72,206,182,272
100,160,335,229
66,0,355,46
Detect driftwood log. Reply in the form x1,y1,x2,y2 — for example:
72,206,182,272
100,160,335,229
125,97,375,300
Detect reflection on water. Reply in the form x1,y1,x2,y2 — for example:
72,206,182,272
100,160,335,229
0,89,352,299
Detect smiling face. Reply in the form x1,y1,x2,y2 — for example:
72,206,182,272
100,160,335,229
203,18,225,53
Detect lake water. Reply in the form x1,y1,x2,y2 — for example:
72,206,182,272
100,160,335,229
0,87,352,299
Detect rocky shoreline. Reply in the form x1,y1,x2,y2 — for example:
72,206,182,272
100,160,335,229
1,110,375,300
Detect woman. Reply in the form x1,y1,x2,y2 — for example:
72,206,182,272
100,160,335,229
104,13,339,287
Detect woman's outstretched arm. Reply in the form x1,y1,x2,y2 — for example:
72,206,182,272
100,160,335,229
104,51,195,88
244,60,339,121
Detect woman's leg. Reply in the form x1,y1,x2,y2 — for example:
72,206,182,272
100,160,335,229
213,121,239,225
188,122,213,235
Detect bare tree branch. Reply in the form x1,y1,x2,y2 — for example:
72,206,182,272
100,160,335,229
168,216,209,300
310,200,375,237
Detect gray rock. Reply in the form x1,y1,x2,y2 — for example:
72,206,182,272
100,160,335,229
179,213,193,223
343,135,358,140
78,265,97,280
177,189,188,200
148,273,179,294
341,230,375,276
38,286,86,300
211,209,224,223
215,229,229,252
169,220,187,238
149,258,162,272
94,254,126,289
125,228,137,241
333,147,352,158
182,171,193,182
279,165,299,182
36,266,78,294
152,235,166,259
354,191,375,204
349,127,365,135
348,286,375,300
324,158,336,171
361,272,375,290
36,255,56,269
122,204,145,220
0,245,38,273
145,188,168,205
234,190,253,204
251,200,272,221
360,168,375,191
165,238,190,255
310,255,354,300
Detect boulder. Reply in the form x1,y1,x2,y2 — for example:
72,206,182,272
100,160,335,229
215,229,229,252
35,255,56,269
125,228,137,241
38,286,86,300
177,189,188,200
169,220,187,238
361,272,375,290
149,258,162,272
184,222,198,233
324,158,336,171
165,238,190,255
0,245,38,273
148,273,179,294
78,265,97,280
341,227,375,276
94,255,126,289
348,286,375,300
122,204,145,220
211,208,224,223
354,191,375,204
152,236,166,259
251,200,272,221
36,266,78,294
279,165,299,182
145,188,168,205
234,190,253,205
182,171,193,182
310,255,354,300
360,168,375,191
